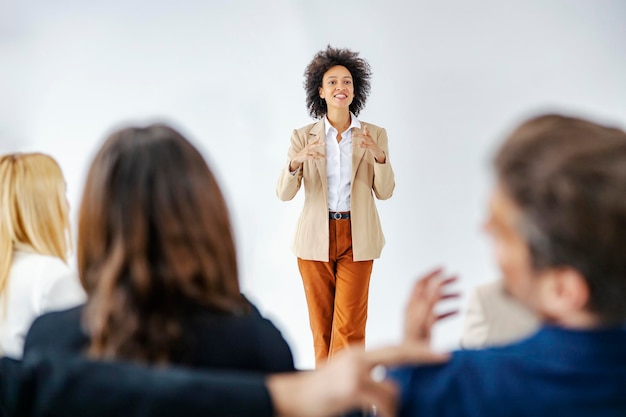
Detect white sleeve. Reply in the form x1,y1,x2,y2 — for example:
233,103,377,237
38,266,86,314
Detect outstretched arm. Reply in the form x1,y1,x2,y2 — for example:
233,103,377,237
268,346,448,417
20,353,273,417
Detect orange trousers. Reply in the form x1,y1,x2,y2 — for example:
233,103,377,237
298,217,373,368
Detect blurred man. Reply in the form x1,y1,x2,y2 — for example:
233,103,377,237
392,114,626,416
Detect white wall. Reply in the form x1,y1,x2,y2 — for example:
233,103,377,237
2,0,625,369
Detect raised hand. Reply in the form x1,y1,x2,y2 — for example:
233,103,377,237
403,267,460,347
289,138,325,171
354,125,385,163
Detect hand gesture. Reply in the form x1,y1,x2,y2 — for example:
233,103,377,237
354,125,385,162
290,138,324,171
403,268,459,347
268,346,449,417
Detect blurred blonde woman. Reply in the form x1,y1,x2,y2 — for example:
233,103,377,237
0,153,85,358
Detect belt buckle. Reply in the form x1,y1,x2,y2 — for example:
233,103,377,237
332,212,342,220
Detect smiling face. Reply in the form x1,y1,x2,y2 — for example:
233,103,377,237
318,65,354,112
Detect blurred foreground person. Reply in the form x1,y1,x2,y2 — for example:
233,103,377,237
2,122,446,417
0,153,84,358
2,303,448,417
24,124,294,373
391,114,626,416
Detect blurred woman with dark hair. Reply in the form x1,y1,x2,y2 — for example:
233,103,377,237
24,124,294,372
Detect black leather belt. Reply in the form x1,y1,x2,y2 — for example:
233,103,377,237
329,211,350,220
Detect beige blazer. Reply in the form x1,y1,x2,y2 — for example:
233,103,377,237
277,119,395,262
460,280,540,349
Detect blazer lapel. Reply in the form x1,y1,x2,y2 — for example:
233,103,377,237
309,120,328,194
351,126,367,186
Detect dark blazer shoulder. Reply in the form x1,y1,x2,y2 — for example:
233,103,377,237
184,305,295,373
24,305,86,356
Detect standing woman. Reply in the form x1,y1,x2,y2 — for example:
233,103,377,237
0,153,85,358
277,45,395,367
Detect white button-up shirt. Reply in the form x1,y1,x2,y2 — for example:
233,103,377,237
324,113,361,212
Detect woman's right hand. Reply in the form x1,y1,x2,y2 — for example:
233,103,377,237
290,138,324,171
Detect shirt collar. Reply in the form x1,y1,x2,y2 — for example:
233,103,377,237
323,112,361,136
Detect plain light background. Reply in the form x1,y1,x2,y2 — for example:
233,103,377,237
2,0,625,370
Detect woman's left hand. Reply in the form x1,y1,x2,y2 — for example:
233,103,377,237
354,125,386,163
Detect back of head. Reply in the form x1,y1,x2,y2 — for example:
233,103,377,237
494,114,626,322
78,123,244,363
0,153,70,294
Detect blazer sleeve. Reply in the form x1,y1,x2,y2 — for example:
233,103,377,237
459,287,489,349
372,127,395,200
20,352,275,417
276,129,305,201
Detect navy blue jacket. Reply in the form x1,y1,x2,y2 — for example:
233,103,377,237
391,326,626,417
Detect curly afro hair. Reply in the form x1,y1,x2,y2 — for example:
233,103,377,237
303,45,372,119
